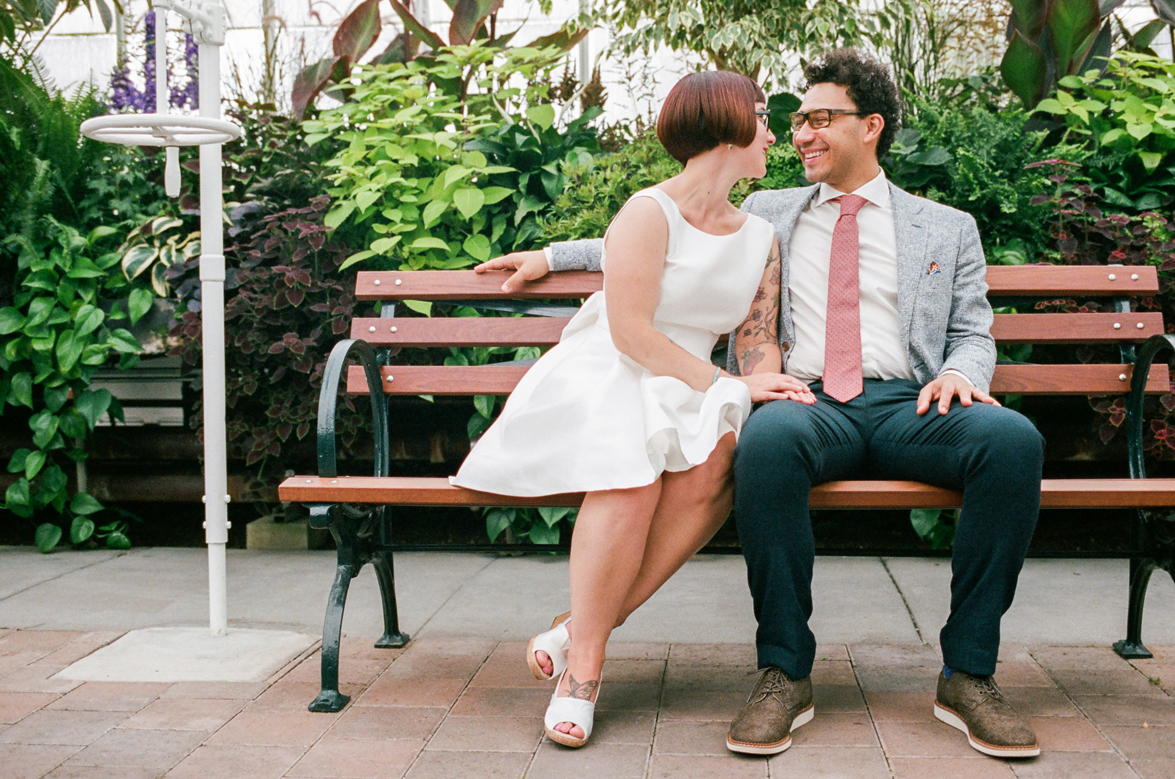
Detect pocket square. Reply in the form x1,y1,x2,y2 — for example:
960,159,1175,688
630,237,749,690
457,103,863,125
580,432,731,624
927,262,941,276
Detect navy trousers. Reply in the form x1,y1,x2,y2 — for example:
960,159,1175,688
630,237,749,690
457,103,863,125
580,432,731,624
734,379,1043,679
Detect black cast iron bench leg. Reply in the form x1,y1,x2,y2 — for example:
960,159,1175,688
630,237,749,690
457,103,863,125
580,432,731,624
1114,553,1157,660
309,522,358,713
373,547,410,649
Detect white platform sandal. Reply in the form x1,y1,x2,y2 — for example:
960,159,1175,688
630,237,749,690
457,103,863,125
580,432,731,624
526,611,571,681
543,668,600,748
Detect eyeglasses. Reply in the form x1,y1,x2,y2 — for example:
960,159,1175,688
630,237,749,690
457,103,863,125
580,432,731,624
754,109,771,128
789,109,865,132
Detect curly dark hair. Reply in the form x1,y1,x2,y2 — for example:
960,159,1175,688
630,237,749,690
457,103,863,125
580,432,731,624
803,49,901,159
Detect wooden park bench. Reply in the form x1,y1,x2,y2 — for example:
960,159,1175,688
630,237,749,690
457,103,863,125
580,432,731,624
278,263,1175,713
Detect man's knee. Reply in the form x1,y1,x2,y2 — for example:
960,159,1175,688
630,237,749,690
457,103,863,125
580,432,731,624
958,404,1043,479
969,407,1044,470
735,401,819,480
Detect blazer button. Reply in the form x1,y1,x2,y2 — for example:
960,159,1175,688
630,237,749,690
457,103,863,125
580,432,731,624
781,343,790,351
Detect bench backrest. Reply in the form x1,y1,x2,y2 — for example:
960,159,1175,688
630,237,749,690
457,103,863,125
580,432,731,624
344,265,1170,398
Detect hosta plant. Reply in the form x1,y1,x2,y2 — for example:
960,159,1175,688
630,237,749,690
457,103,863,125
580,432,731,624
119,214,200,297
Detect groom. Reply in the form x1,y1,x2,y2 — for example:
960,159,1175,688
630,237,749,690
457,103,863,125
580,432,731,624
478,49,1043,759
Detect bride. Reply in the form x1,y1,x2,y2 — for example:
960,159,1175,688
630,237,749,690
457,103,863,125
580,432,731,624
452,70,814,747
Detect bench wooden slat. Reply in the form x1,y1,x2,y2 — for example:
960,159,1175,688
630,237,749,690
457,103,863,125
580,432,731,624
985,265,1158,296
345,363,1170,396
278,476,1175,509
352,312,1166,347
354,266,1159,302
356,270,603,301
989,364,1167,395
989,312,1165,343
351,316,572,346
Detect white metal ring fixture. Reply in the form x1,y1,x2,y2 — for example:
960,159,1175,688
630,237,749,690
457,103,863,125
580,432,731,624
80,114,241,147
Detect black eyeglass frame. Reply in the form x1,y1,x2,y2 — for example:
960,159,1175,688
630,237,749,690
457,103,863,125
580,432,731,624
788,108,866,132
754,109,771,127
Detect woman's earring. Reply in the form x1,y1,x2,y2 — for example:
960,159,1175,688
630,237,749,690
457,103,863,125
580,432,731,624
727,143,733,150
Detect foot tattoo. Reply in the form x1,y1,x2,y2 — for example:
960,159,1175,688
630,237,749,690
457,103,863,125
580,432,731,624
566,673,598,701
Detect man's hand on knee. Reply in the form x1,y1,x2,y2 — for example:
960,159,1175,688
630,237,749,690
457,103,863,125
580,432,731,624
473,249,550,293
917,374,1001,416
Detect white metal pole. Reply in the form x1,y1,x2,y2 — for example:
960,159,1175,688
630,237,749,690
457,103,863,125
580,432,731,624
198,2,229,638
154,8,166,114
156,9,181,197
577,0,589,81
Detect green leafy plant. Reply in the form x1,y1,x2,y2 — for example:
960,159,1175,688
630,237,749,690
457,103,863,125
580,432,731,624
0,53,170,552
1028,159,1175,457
0,218,150,552
168,195,361,474
1033,52,1175,213
305,44,595,275
883,127,953,190
486,505,577,545
542,130,680,243
291,0,588,119
464,108,599,252
119,214,200,297
999,0,1134,109
0,0,121,64
887,100,1058,261
600,0,879,90
910,508,958,549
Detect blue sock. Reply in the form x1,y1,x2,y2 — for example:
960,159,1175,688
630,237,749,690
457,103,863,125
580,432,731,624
942,665,954,678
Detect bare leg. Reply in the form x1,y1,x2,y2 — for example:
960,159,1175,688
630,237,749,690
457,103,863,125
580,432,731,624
552,481,662,739
619,432,735,623
535,434,735,678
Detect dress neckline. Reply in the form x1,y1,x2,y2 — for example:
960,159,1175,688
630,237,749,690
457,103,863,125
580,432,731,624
648,187,753,238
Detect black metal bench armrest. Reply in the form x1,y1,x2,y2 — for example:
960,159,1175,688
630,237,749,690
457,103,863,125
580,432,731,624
316,338,390,480
1126,334,1175,480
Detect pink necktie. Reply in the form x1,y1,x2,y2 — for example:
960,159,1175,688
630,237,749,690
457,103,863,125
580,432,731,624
823,194,867,402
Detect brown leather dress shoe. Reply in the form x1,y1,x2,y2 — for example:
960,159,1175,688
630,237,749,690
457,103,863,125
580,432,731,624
726,667,814,755
934,669,1040,757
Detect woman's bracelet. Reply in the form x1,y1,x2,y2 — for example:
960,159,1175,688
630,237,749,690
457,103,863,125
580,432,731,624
711,367,722,385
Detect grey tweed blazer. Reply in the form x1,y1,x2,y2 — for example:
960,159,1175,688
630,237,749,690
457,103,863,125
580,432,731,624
548,182,996,392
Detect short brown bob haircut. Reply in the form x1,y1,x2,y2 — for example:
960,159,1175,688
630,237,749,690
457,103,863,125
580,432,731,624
657,71,767,165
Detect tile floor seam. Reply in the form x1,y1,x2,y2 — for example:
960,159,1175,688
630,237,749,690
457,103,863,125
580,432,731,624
847,643,897,774
1128,657,1175,701
0,552,130,608
276,744,314,778
643,648,672,778
267,639,324,690
879,557,926,645
390,637,495,779
1027,647,1146,778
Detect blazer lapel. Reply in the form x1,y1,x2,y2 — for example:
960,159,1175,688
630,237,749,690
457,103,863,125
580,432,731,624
891,184,926,350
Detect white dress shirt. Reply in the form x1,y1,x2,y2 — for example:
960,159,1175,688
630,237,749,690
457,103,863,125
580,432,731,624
786,170,916,384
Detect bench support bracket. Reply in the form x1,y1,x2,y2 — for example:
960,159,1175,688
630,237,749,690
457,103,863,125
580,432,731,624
1114,333,1175,660
306,339,409,712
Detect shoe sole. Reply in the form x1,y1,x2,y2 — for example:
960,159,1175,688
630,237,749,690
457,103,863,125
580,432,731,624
526,611,572,681
545,726,588,748
934,702,1041,758
725,704,814,755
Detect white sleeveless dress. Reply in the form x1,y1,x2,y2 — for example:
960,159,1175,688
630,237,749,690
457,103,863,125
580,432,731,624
451,188,775,496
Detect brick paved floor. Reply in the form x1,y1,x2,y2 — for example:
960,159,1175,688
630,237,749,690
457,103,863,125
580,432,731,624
1,629,1172,778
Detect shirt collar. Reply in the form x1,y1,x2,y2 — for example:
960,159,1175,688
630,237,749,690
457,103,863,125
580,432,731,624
813,169,890,209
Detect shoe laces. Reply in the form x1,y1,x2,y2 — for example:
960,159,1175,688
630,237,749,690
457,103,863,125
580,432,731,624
973,675,1011,709
748,667,792,706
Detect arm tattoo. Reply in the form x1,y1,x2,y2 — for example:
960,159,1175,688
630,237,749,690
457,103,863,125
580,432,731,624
566,674,598,701
740,345,765,374
735,242,782,374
